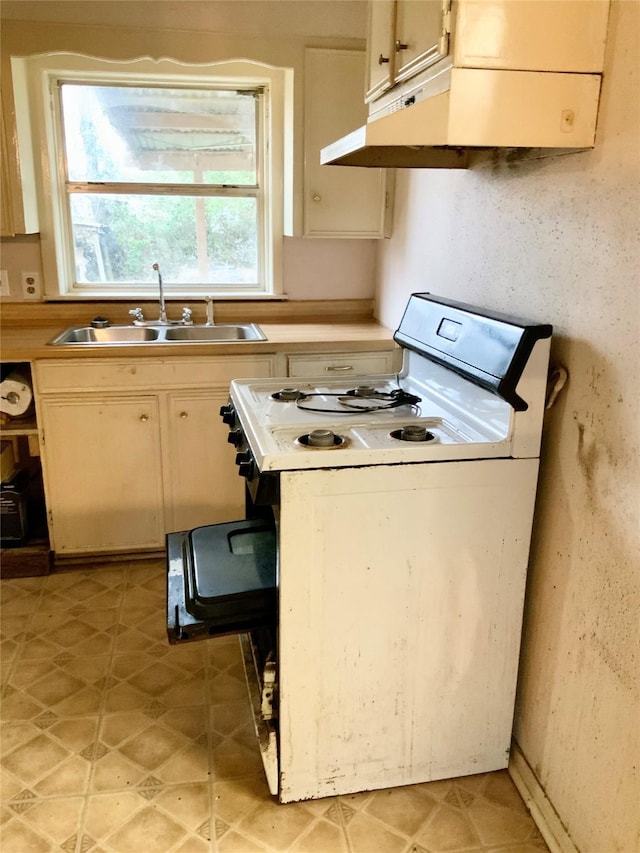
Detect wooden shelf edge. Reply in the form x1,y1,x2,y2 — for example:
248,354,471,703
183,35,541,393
1,539,52,577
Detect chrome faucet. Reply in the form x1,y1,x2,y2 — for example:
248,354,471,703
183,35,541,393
128,265,193,326
152,262,168,324
204,296,215,326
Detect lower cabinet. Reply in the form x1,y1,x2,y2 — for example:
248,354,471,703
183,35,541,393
165,390,245,532
34,350,399,556
35,356,276,555
38,396,165,553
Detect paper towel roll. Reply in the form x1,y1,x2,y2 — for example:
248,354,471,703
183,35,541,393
0,371,33,417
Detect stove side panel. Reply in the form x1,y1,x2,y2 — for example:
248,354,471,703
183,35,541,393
277,458,539,802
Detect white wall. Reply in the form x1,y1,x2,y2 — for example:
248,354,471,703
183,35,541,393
374,3,639,851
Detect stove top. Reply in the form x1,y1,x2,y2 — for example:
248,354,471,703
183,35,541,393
224,294,552,473
229,370,512,471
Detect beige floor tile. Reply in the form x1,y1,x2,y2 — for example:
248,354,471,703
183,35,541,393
213,776,274,825
25,610,116,656
290,817,350,853
345,811,410,853
84,787,209,852
207,638,245,672
1,719,41,757
1,795,83,852
118,722,190,770
1,612,30,640
90,749,149,792
207,670,249,704
1,562,549,853
217,829,270,852
33,753,92,796
363,784,438,837
108,803,197,852
415,802,482,851
467,798,542,847
0,579,43,616
211,737,265,780
153,782,212,830
2,731,73,786
210,700,253,736
237,798,317,850
161,705,211,740
154,741,211,785
0,639,20,678
0,714,99,798
481,769,531,814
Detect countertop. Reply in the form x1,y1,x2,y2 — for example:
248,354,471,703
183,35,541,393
0,321,397,362
0,299,398,361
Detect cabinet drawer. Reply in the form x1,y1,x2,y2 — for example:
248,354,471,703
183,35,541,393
35,355,276,393
287,350,398,378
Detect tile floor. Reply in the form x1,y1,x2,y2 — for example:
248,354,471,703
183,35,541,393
0,559,549,853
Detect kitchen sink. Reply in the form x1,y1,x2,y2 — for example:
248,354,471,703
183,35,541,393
48,323,267,345
164,325,265,342
50,326,161,344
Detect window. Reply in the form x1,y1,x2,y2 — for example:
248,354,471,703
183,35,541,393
13,55,291,298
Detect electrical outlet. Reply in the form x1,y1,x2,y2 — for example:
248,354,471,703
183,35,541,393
0,270,10,297
21,272,42,300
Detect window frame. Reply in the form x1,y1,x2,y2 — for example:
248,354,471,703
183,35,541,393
13,53,290,300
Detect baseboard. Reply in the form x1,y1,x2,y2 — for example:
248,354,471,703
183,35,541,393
509,740,579,853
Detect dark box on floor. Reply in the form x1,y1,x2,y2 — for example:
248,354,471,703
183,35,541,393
0,468,29,545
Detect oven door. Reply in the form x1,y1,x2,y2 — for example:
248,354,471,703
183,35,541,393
166,516,276,643
166,513,280,794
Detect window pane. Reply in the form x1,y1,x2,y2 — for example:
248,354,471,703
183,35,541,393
69,194,258,285
61,84,257,185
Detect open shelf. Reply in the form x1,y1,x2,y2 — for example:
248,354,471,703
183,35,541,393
1,362,51,576
1,417,38,436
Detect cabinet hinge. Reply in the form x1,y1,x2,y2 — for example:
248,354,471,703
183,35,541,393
40,430,44,446
439,0,452,56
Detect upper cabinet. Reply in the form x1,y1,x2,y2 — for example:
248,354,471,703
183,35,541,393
366,0,447,102
367,0,610,109
303,49,391,238
321,0,610,167
365,0,397,103
1,91,38,237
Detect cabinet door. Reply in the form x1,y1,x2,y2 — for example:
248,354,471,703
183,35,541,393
165,391,245,532
0,106,14,237
0,91,38,237
394,0,449,83
40,396,164,554
365,0,397,102
304,49,389,238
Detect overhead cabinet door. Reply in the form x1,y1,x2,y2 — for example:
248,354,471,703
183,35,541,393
393,0,449,83
304,49,389,237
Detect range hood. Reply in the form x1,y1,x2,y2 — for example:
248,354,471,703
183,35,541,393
320,66,603,169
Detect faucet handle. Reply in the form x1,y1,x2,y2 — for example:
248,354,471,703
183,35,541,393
129,307,145,324
181,307,193,325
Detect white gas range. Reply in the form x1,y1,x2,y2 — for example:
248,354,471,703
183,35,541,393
169,293,553,803
224,292,550,478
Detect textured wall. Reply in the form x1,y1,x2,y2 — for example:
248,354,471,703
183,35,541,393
374,3,639,851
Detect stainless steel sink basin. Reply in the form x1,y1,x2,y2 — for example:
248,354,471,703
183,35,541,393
164,324,265,342
49,326,161,344
48,323,266,346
